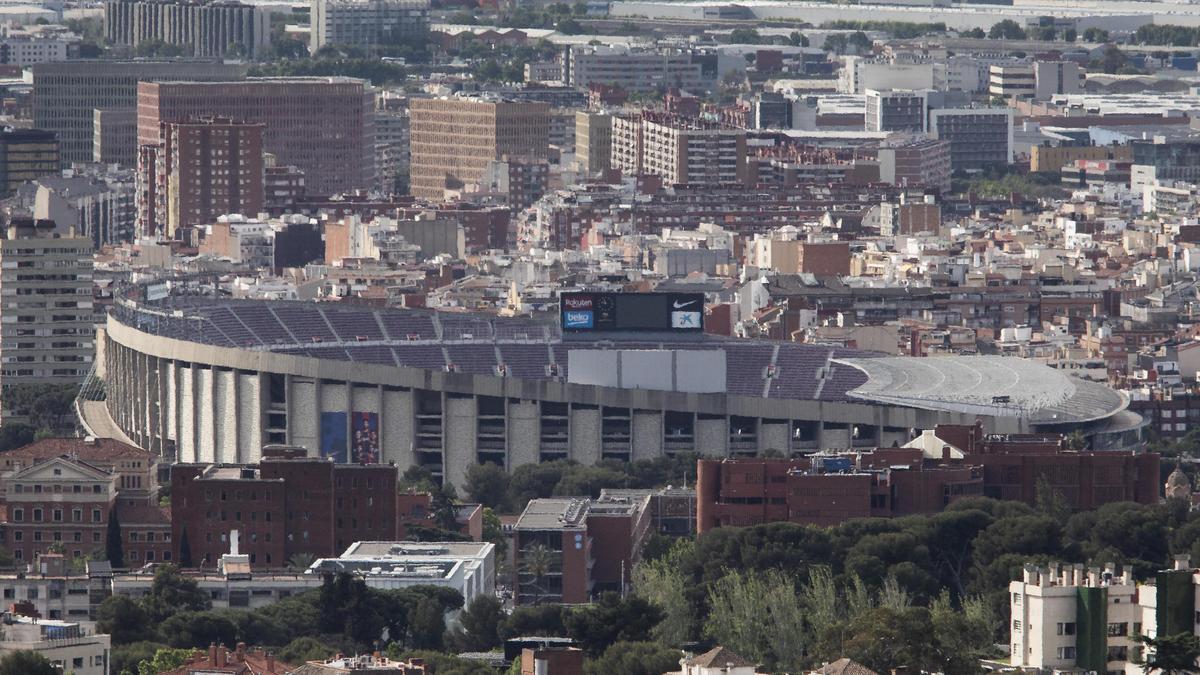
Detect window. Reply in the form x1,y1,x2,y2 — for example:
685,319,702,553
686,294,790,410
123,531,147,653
32,508,42,522
1057,622,1076,636
1012,592,1021,604
12,509,22,522
92,509,101,523
72,509,81,522
1108,622,1128,637
1013,620,1021,630
1057,646,1077,660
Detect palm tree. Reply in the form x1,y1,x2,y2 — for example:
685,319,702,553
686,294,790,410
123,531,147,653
1136,632,1200,675
287,552,316,571
519,543,557,605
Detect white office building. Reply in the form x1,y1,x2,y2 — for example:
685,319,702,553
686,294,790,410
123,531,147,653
308,541,496,604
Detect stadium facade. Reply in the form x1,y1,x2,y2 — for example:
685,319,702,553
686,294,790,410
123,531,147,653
95,284,1144,488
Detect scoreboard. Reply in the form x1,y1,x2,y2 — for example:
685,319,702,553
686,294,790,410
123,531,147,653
560,292,704,333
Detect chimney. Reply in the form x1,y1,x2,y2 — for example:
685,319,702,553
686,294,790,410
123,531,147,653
216,645,226,667
236,642,246,662
209,644,217,666
1176,554,1191,571
267,652,275,673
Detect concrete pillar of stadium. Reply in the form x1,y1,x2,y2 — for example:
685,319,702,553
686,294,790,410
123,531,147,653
195,367,215,463
236,372,262,463
444,395,476,491
214,369,237,463
381,386,414,469
289,377,319,457
507,400,540,469
178,365,196,462
570,405,602,465
696,416,727,456
631,410,662,461
761,420,790,454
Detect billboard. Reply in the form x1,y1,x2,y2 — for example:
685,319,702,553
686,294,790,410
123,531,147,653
319,412,347,463
560,292,704,333
351,411,380,464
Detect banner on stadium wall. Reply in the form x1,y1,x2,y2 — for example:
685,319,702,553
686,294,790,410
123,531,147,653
320,411,347,463
351,411,380,464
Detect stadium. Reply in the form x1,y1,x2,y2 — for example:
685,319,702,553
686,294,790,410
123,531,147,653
91,283,1145,488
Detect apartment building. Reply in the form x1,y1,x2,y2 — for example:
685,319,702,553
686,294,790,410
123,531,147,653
310,0,429,51
512,494,651,605
104,0,268,58
0,220,94,387
32,171,137,249
0,615,110,675
988,64,1036,99
1009,561,1156,674
877,136,952,192
566,46,708,94
1030,144,1132,173
408,96,549,201
31,60,246,164
0,455,114,564
616,113,748,186
170,446,399,568
575,110,613,177
696,434,1160,532
137,77,375,197
0,28,80,66
137,117,265,238
864,89,927,133
928,107,1014,172
0,129,59,198
92,108,137,166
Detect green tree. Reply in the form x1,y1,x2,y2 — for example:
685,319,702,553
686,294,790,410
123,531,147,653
564,592,664,656
106,505,124,569
633,539,694,646
1034,476,1071,523
585,641,681,675
703,569,807,670
0,651,56,675
97,595,153,645
465,462,511,510
136,647,195,675
112,642,168,675
728,28,761,44
519,543,557,605
500,604,567,639
988,19,1026,40
449,595,504,651
278,636,335,664
142,564,211,623
1135,632,1200,675
158,611,238,649
482,508,508,559
407,596,446,650
788,31,809,47
962,27,985,38
1083,27,1110,42
178,528,193,568
0,423,34,452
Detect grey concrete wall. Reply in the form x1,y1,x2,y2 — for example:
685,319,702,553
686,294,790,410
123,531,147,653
570,406,601,465
632,410,662,461
508,400,540,469
696,417,727,456
444,395,476,491
382,387,414,468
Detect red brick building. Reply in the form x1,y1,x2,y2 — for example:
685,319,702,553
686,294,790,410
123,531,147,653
696,430,1160,532
512,494,651,605
0,438,170,565
396,491,483,541
171,446,398,568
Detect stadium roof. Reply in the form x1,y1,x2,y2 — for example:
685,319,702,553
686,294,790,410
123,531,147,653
837,355,1128,424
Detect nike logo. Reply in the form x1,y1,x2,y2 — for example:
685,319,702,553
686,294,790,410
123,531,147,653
673,300,697,309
